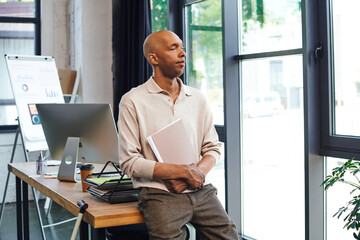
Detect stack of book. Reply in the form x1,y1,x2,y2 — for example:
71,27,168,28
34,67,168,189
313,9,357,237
84,172,138,204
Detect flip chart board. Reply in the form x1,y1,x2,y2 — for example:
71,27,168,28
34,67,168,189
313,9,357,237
5,55,65,152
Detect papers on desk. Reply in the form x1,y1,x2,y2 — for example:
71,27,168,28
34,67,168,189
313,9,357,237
46,160,61,166
87,185,138,203
85,175,133,190
44,173,57,179
83,162,138,203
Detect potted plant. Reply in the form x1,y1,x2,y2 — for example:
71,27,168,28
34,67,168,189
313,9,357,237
322,157,360,240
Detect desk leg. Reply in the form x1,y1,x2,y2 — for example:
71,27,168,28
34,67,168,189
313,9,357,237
90,227,105,240
80,221,88,240
22,181,29,240
16,177,22,240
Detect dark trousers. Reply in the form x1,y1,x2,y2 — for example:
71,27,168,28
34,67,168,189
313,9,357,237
138,184,240,240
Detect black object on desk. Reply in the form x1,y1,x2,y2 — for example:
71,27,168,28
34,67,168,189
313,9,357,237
83,161,138,204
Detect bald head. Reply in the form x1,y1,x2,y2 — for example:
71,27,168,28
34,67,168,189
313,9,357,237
143,30,181,64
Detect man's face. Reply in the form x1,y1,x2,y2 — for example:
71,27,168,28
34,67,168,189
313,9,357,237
154,32,186,79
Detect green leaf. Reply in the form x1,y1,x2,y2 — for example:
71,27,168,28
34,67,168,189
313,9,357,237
334,207,348,219
321,157,360,236
354,231,360,240
348,221,357,230
356,222,360,231
345,212,351,222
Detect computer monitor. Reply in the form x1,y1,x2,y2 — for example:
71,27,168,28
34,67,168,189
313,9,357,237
36,103,119,181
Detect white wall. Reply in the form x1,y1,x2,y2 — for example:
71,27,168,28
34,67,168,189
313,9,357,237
42,0,113,105
42,0,69,69
73,0,113,105
0,0,113,203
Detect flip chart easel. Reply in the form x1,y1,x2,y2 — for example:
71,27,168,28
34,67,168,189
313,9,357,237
0,55,65,240
5,54,65,150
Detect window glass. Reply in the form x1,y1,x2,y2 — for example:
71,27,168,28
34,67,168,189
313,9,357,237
187,0,221,27
242,55,304,239
332,0,360,136
241,0,302,54
326,157,355,240
0,22,35,126
184,0,225,207
0,0,35,18
207,142,225,206
151,0,168,32
185,0,223,125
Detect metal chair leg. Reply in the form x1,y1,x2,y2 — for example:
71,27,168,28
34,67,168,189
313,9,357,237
0,128,20,226
46,199,53,217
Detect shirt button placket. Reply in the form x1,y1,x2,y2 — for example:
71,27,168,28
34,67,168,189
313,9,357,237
168,98,175,115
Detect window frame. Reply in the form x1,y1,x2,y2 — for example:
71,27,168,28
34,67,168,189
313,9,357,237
224,1,314,239
183,1,224,139
170,0,226,143
0,0,41,132
318,0,360,160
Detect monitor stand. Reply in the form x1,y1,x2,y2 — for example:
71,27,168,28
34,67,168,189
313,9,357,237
58,137,80,182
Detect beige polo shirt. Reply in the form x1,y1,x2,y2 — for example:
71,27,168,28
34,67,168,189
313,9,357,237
118,77,221,192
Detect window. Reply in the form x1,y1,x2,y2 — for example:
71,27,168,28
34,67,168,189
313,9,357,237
151,0,168,32
184,0,223,125
152,0,356,239
317,0,360,239
325,157,355,240
184,0,225,206
320,0,360,158
239,1,304,239
0,0,40,131
221,0,306,239
332,1,360,137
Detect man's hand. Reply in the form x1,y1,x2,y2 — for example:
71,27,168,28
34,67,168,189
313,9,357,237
184,163,205,190
163,179,188,193
153,161,208,191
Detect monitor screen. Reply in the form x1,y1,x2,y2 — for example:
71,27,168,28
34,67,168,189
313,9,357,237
36,103,119,164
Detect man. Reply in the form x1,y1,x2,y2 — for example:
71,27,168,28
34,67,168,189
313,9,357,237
118,30,240,240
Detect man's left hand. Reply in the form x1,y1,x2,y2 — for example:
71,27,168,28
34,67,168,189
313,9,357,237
163,179,188,193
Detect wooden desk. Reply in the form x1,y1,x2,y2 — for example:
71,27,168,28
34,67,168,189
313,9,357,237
8,162,145,240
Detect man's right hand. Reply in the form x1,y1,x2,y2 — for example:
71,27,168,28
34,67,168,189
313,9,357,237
153,162,205,190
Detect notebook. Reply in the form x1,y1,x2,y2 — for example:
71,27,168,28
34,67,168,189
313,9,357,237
147,119,197,165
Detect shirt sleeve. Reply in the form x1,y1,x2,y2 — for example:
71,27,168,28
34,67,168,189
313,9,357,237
117,96,156,179
201,97,222,161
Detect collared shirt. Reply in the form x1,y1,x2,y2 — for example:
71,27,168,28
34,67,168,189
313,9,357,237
118,76,221,192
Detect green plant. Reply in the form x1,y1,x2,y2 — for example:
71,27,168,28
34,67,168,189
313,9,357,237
322,157,360,240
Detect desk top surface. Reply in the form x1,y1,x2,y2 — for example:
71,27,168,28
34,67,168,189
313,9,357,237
8,162,145,228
